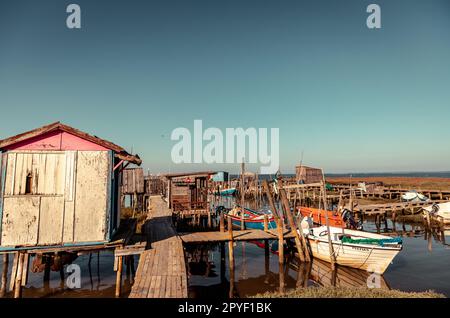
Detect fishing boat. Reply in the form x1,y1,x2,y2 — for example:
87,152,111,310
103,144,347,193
225,206,277,230
217,187,237,196
401,190,429,202
298,206,361,229
301,226,402,274
423,202,450,224
299,207,346,228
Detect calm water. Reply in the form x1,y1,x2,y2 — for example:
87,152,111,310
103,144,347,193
188,196,450,297
0,251,138,298
186,223,450,297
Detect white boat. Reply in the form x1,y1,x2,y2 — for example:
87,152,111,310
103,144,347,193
401,191,429,202
301,226,402,274
423,202,450,224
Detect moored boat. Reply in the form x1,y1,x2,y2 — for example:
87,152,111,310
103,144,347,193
299,207,346,228
301,226,402,274
218,187,237,196
423,202,450,224
298,206,361,229
401,190,429,202
225,207,277,230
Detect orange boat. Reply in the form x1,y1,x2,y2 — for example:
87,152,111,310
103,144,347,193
298,206,346,228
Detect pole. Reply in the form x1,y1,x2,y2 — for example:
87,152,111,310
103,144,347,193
321,170,336,270
279,187,308,262
240,160,245,230
1,254,9,297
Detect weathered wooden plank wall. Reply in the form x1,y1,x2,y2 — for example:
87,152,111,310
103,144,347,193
0,150,111,247
121,168,144,194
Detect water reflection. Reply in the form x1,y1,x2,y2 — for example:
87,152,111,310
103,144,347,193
186,241,392,297
0,251,137,298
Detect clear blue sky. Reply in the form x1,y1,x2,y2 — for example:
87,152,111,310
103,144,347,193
1,0,449,174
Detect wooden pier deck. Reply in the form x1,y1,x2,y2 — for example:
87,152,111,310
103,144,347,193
129,196,188,298
354,200,447,215
180,229,295,244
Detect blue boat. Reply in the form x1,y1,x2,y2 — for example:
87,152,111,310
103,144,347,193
218,187,237,196
225,207,277,230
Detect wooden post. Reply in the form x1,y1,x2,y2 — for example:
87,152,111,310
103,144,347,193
264,240,270,283
43,254,51,290
207,210,212,229
240,160,245,230
227,217,234,270
277,218,284,264
262,180,280,222
264,214,269,232
1,253,9,297
279,188,308,262
278,262,285,293
14,253,24,298
219,213,225,232
220,242,225,283
115,256,123,298
321,173,336,271
21,253,29,287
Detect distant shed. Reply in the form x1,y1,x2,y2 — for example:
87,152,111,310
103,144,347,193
295,165,324,184
165,171,214,212
0,122,141,250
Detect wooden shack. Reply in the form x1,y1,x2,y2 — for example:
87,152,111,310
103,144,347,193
165,172,214,212
295,165,324,184
0,122,141,250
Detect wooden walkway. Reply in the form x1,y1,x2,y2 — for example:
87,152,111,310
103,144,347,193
180,229,295,244
129,196,188,298
354,200,447,215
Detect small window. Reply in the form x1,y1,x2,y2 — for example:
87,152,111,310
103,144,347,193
25,172,33,194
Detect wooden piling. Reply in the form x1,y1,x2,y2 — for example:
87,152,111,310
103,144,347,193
320,175,336,271
264,214,269,232
220,242,225,283
277,218,284,264
279,188,308,262
219,213,225,232
240,160,245,230
9,252,18,292
14,253,24,298
278,262,285,293
1,253,9,297
115,256,123,298
261,180,280,222
21,253,29,287
227,217,235,270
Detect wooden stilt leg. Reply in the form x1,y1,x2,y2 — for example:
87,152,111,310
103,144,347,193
1,253,9,297
115,256,123,298
14,253,24,298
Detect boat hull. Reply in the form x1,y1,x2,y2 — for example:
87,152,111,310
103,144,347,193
218,188,236,196
299,207,345,228
229,216,277,230
307,227,402,274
